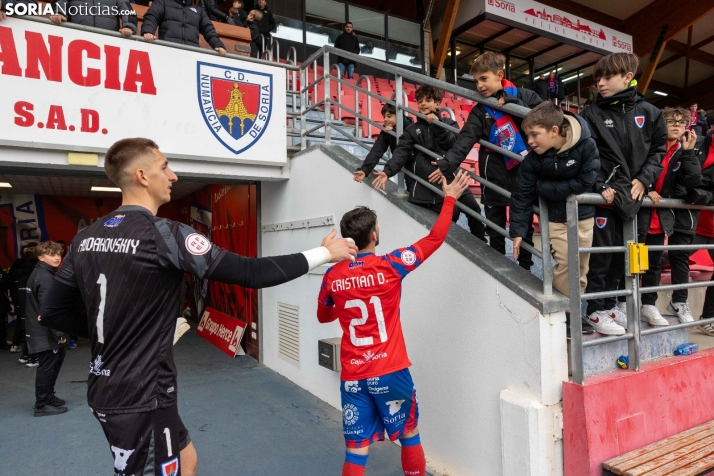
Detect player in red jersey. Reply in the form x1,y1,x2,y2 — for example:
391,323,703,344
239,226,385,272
317,171,471,476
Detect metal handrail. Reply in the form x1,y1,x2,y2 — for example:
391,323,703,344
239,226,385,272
567,192,714,385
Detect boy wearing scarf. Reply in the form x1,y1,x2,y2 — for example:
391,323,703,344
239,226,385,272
441,51,543,269
582,53,667,335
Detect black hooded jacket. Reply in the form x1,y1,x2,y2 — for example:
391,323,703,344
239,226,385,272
580,87,667,221
257,6,276,38
640,141,703,236
25,262,66,354
141,0,225,49
509,112,600,239
334,31,361,65
441,87,543,206
53,0,137,34
382,115,459,205
357,116,415,176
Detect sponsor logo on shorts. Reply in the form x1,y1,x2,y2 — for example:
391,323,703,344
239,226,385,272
344,381,361,393
367,377,379,385
104,214,126,228
634,116,646,128
185,233,211,255
383,400,407,425
401,250,416,266
596,217,607,229
89,355,111,377
343,403,359,425
161,457,179,476
368,384,389,395
111,446,135,471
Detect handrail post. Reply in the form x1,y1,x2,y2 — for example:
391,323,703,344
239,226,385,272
299,66,305,148
395,74,407,196
539,197,553,296
623,217,641,371
567,196,584,385
324,51,331,144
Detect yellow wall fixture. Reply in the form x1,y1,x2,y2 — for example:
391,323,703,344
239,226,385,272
67,153,99,166
628,242,649,275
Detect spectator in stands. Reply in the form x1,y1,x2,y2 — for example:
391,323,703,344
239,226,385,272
691,121,714,336
334,22,360,79
612,107,701,327
25,241,69,417
532,74,548,102
230,0,248,27
353,104,414,183
581,53,667,335
442,51,542,269
372,86,486,242
699,109,712,134
49,0,136,36
546,72,558,102
246,9,262,58
585,85,598,106
142,0,226,56
510,101,599,334
256,0,276,43
200,0,235,25
689,103,705,136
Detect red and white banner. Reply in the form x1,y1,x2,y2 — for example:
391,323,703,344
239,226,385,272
0,18,286,166
196,307,247,358
481,0,633,54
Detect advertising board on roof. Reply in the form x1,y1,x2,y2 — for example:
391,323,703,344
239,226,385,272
483,0,633,54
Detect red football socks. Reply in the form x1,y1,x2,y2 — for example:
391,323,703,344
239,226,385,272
400,434,426,476
342,461,366,476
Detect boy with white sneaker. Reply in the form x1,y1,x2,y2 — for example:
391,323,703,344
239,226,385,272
615,107,701,326
581,53,667,335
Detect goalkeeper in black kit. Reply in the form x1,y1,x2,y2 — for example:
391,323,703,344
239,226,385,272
38,138,358,476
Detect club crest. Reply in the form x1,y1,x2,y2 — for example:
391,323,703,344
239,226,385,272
494,121,517,151
634,116,646,128
161,457,179,476
197,62,273,154
104,215,125,228
596,217,607,229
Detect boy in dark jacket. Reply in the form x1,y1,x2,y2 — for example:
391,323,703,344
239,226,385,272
442,51,543,269
510,102,599,333
25,241,69,417
372,86,486,241
142,0,226,55
582,53,667,335
612,107,701,327
334,22,360,79
353,103,413,182
246,9,263,57
229,0,248,27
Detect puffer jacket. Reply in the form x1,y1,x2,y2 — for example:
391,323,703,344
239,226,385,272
25,262,66,355
383,115,459,205
580,87,667,222
509,112,600,239
141,0,224,49
442,87,543,206
53,0,136,34
199,0,229,23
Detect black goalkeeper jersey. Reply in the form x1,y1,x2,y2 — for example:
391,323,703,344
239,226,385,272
56,205,226,414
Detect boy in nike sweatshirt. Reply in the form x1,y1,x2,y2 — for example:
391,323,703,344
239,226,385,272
582,53,667,336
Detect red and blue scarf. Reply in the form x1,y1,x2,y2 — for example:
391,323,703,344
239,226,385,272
484,79,528,170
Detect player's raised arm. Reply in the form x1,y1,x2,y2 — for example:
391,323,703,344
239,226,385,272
412,170,470,262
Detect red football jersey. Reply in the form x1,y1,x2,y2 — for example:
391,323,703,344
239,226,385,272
317,197,456,381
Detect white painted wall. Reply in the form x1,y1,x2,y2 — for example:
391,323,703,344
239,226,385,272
260,147,568,476
0,146,289,182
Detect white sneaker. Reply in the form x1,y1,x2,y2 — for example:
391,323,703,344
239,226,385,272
173,317,190,345
586,311,626,335
641,305,669,326
668,302,694,323
699,323,714,337
9,345,21,353
609,306,628,328
616,301,627,313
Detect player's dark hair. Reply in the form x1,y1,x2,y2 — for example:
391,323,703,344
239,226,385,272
522,101,568,137
381,103,396,116
470,51,506,75
340,207,377,250
593,53,639,81
36,241,63,257
415,85,442,104
104,138,159,188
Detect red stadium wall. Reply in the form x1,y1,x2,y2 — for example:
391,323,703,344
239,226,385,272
562,349,714,476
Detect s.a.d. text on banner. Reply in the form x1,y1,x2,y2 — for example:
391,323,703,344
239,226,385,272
0,17,286,166
196,308,247,358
